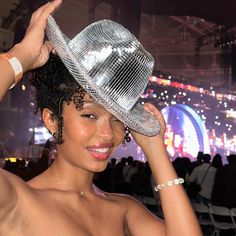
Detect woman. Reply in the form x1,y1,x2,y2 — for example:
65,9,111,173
0,0,202,235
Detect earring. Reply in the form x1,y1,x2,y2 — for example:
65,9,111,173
123,126,131,145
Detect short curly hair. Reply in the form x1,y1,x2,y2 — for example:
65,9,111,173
31,54,130,145
30,54,85,144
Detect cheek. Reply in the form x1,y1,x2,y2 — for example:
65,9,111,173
113,123,125,144
62,118,94,142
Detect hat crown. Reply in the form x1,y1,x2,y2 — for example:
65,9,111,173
46,16,160,136
73,20,131,43
68,20,154,111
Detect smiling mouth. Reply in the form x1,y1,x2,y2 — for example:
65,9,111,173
87,146,113,160
88,147,110,154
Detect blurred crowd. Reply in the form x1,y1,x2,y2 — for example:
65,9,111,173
1,141,236,209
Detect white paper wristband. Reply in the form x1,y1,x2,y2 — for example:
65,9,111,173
0,53,23,89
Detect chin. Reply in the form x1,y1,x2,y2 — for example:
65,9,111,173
90,162,109,173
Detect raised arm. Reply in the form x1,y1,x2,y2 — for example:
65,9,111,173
0,0,62,220
0,0,62,101
128,103,202,236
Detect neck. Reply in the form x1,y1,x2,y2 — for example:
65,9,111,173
45,158,94,194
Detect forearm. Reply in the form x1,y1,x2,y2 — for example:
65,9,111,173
0,54,16,101
144,142,202,236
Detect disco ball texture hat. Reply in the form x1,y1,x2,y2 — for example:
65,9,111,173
46,15,160,136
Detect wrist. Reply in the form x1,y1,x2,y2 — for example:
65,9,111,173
143,140,168,160
9,43,32,73
143,138,165,152
0,52,23,89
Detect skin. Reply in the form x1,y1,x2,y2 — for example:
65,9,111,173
0,0,202,235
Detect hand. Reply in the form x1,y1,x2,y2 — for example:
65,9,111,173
12,0,62,71
131,103,166,152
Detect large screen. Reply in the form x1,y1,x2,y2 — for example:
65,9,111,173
112,75,236,163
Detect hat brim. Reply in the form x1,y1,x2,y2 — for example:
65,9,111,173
46,16,160,136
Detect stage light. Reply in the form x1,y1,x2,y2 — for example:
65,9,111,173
21,84,26,91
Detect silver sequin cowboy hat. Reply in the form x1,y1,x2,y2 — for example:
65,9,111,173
46,15,160,136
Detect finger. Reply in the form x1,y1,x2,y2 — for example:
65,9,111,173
31,41,53,69
52,48,57,54
26,0,62,39
144,103,165,124
43,41,54,53
30,0,62,24
30,2,51,24
38,0,62,19
144,103,157,115
39,41,54,63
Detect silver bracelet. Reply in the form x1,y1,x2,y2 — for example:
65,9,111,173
154,178,184,192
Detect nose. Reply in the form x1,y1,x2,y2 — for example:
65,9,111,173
97,118,114,141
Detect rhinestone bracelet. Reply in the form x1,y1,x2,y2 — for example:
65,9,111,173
154,178,184,192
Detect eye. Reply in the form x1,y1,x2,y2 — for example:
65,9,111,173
111,116,120,122
81,113,96,119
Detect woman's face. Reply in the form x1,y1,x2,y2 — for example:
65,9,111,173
57,94,125,173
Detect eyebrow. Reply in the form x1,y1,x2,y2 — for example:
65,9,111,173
83,99,101,108
83,100,94,103
83,100,96,104
81,101,120,120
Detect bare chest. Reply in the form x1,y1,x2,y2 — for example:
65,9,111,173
1,193,127,236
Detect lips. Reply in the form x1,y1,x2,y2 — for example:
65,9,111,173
87,144,113,160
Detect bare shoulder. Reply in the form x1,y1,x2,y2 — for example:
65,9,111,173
105,191,143,206
1,168,35,196
105,192,165,236
0,169,49,213
104,192,158,217
0,168,36,226
0,168,34,196
104,192,155,208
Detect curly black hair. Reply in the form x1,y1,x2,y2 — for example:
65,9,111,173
30,54,85,144
30,54,131,145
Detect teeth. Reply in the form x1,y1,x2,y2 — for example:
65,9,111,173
89,148,109,153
